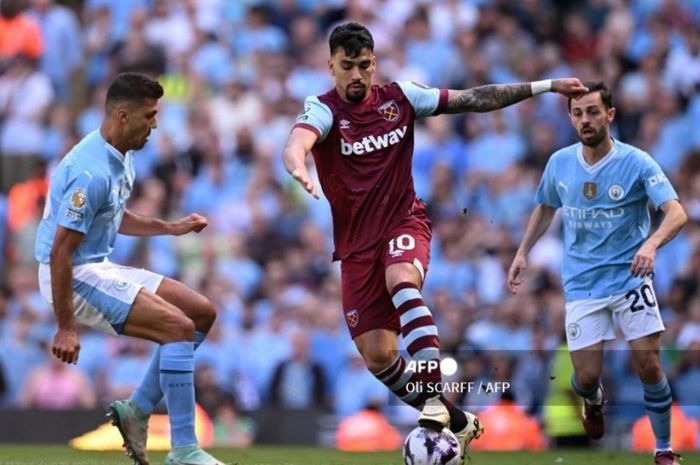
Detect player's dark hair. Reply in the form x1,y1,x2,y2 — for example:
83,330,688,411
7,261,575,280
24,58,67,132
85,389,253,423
568,81,612,110
105,72,164,111
329,22,374,57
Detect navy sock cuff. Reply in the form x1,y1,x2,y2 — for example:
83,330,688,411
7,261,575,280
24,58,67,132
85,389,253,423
194,330,207,350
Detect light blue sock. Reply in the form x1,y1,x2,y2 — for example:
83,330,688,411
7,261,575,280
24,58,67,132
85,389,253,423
131,346,162,415
160,341,196,448
130,331,207,415
571,374,603,404
643,375,672,451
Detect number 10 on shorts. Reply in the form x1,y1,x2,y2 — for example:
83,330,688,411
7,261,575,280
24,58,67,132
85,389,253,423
389,234,415,258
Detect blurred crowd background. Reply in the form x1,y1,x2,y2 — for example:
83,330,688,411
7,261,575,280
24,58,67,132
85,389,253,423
1,0,700,450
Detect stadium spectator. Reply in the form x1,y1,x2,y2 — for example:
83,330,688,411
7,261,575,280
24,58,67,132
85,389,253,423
18,355,96,409
0,195,8,274
104,338,153,402
269,328,326,410
335,406,402,452
6,160,48,265
108,10,166,77
0,288,7,403
0,53,54,193
511,325,553,417
469,390,546,451
670,303,700,420
143,0,196,61
333,344,386,417
0,0,42,71
663,25,700,98
0,314,46,406
211,396,255,448
28,0,82,102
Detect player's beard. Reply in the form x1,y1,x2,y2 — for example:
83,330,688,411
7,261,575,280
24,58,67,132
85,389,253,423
134,131,151,150
578,125,607,147
346,83,367,102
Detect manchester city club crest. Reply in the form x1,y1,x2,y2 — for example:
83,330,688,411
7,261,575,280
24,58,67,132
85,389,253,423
583,182,597,200
114,279,130,291
608,184,625,201
567,323,581,340
378,100,400,122
345,308,359,328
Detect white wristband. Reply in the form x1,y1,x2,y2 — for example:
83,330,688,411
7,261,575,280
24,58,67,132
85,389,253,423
531,79,552,95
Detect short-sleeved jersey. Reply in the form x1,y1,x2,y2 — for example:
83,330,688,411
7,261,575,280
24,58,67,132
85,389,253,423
536,139,678,301
35,130,136,265
294,81,448,260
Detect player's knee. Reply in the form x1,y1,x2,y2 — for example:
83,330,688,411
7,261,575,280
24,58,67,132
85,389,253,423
636,356,662,380
385,263,421,293
175,317,196,342
162,311,196,342
360,346,396,373
194,296,217,329
574,370,599,389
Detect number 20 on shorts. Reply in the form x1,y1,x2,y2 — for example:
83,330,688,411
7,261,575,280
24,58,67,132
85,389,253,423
625,283,657,313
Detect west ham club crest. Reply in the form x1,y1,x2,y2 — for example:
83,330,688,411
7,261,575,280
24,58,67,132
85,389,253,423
378,100,400,122
345,309,359,328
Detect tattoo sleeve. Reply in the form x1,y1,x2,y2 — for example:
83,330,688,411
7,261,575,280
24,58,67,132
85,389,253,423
444,83,533,113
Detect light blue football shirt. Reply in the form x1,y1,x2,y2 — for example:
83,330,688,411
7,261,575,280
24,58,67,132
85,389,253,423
35,130,135,265
536,139,678,301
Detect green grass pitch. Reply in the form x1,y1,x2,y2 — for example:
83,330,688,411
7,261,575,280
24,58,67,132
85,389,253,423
0,445,696,465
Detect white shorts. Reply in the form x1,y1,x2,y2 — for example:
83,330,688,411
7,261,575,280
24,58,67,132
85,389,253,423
564,279,665,351
38,260,164,336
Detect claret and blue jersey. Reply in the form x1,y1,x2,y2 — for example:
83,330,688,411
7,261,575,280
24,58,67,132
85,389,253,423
537,139,678,301
35,130,135,265
293,80,447,259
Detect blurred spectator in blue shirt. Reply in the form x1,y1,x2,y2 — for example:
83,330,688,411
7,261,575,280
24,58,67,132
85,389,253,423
28,0,82,101
269,328,326,410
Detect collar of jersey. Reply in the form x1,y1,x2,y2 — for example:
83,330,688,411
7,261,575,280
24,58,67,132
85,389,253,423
576,138,618,174
95,129,129,166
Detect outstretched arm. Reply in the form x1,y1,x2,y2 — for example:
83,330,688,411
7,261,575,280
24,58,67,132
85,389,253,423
444,78,588,114
50,226,84,364
507,204,557,294
282,127,320,199
119,210,207,236
631,199,687,277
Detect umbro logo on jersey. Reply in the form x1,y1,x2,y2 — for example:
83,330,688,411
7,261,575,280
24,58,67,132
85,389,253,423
340,125,407,156
339,119,351,129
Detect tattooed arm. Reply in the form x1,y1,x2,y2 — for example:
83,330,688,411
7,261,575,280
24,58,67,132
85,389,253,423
443,78,588,114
